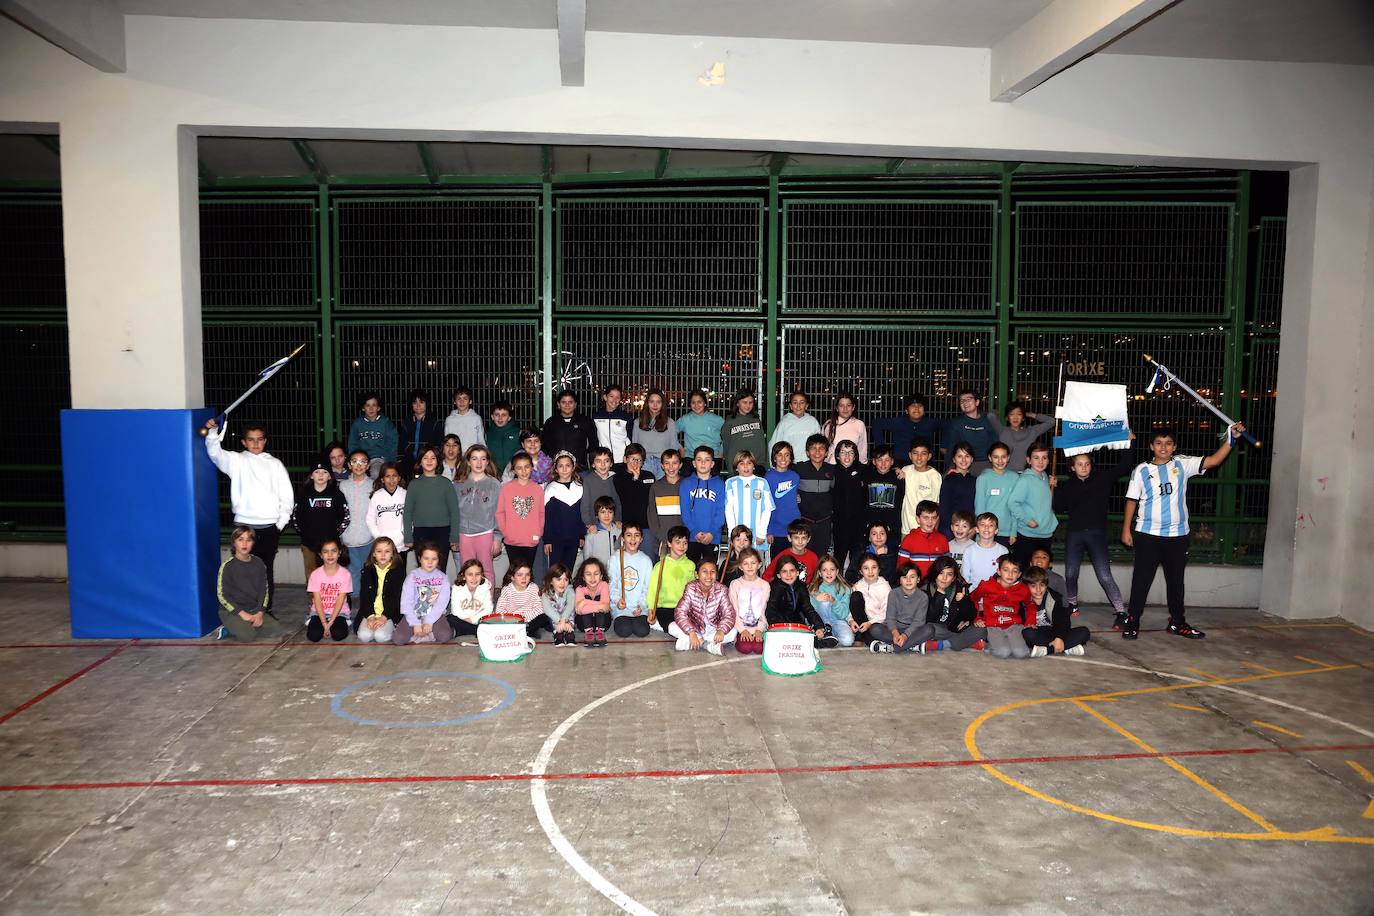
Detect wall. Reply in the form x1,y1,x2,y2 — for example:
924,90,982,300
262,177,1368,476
0,15,1370,622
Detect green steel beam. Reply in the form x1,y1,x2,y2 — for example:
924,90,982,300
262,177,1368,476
541,177,555,419
31,135,60,157
769,153,788,176
994,165,1014,412
1216,170,1251,563
541,145,553,183
292,140,329,182
764,173,781,429
655,149,671,179
885,158,904,175
317,184,337,441
417,142,440,185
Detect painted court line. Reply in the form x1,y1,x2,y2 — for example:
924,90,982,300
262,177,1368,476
0,642,134,726
2,741,1372,795
1252,720,1303,739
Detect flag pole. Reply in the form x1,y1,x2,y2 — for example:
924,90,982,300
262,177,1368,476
1143,353,1259,447
199,343,309,437
1051,361,1064,478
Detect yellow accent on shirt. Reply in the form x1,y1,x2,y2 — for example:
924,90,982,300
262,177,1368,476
373,563,391,616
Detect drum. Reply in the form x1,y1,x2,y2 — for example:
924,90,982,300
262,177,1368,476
761,622,822,677
477,614,535,662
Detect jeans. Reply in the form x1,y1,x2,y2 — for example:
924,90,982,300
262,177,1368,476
814,595,854,647
347,541,373,583
1064,528,1124,612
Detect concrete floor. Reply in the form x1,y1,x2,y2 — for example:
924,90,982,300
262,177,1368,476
0,581,1372,915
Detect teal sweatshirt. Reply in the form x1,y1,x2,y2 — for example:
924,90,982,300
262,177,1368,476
1007,469,1057,539
974,468,1017,537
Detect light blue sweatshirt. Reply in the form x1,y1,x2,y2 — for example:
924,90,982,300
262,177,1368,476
974,468,1017,537
1007,469,1057,539
608,549,654,618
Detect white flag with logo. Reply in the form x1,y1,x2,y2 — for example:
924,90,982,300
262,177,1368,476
1052,381,1131,457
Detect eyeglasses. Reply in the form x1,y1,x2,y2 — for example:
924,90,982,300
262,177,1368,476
349,459,369,466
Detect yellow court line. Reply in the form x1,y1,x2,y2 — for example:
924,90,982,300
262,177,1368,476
1295,655,1333,668
1168,703,1210,713
964,661,1374,844
1348,760,1374,784
1242,662,1280,674
1072,700,1281,833
1343,626,1374,641
1187,666,1222,680
1252,720,1303,739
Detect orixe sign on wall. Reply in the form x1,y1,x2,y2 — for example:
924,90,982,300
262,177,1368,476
1064,360,1107,377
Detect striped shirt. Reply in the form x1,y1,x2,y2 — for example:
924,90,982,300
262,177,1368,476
1125,456,1205,538
724,474,775,543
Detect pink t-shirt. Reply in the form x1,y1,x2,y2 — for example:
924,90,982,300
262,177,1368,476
729,578,770,629
307,565,353,618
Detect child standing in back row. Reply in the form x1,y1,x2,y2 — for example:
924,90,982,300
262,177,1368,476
444,386,485,449
486,401,521,477
678,389,725,469
720,389,767,475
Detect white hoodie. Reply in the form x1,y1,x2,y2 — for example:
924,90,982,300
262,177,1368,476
443,410,486,450
205,429,293,529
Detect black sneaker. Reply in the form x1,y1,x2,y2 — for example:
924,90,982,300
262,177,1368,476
1167,622,1206,639
1122,618,1140,640
1112,612,1128,631
816,634,839,649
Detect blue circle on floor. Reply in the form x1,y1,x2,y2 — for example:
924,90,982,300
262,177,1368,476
331,671,516,729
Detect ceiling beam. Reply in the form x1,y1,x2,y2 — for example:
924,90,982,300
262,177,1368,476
556,0,586,87
990,0,1179,102
0,0,125,72
769,153,788,176
655,150,671,179
291,140,329,182
31,134,60,158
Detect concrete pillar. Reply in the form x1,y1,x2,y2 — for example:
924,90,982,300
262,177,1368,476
59,118,220,637
1261,159,1374,628
59,117,202,408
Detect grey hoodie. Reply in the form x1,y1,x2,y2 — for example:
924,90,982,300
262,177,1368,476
456,475,501,537
581,471,622,527
338,476,375,548
887,586,930,638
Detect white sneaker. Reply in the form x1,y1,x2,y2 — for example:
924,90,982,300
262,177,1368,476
1065,644,1085,656
870,641,894,654
1030,645,1048,658
706,640,723,656
675,634,692,652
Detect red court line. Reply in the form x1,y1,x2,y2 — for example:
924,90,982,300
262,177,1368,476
3,741,1371,794
0,641,134,726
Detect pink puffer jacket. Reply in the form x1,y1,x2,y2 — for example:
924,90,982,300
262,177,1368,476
674,581,737,635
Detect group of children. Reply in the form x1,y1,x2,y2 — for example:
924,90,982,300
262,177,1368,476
210,383,1245,651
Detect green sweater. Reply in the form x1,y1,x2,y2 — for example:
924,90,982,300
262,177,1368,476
402,475,461,544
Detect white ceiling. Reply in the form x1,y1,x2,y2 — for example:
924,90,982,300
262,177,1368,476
101,0,1374,65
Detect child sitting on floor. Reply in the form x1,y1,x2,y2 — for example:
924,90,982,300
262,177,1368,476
394,543,452,645
808,555,852,648
671,560,737,655
1021,566,1090,657
971,555,1035,660
574,558,613,648
728,548,769,654
353,536,402,644
448,558,494,639
541,564,575,646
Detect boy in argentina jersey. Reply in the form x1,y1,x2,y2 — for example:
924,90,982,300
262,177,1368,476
1121,423,1244,641
724,450,775,560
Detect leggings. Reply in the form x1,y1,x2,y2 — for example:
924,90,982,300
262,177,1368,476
545,538,580,572
526,613,553,638
306,615,349,642
575,611,612,632
847,595,892,646
412,527,452,572
1022,624,1090,653
249,524,282,611
459,532,496,582
612,616,652,638
392,616,453,645
505,544,537,573
448,615,479,638
1064,528,1125,612
928,621,987,651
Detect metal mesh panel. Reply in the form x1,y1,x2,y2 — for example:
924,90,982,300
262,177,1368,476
1254,217,1286,329
780,325,994,424
200,199,316,311
335,197,538,308
1016,203,1231,315
1014,328,1230,553
783,200,995,312
1240,336,1279,515
559,199,762,312
554,322,764,415
202,322,321,473
0,323,69,529
336,321,541,431
0,199,66,311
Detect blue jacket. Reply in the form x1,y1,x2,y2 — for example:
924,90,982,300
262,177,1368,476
944,413,999,461
873,414,943,462
347,415,399,462
679,474,727,544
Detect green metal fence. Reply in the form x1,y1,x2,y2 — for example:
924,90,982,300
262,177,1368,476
0,165,1286,563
